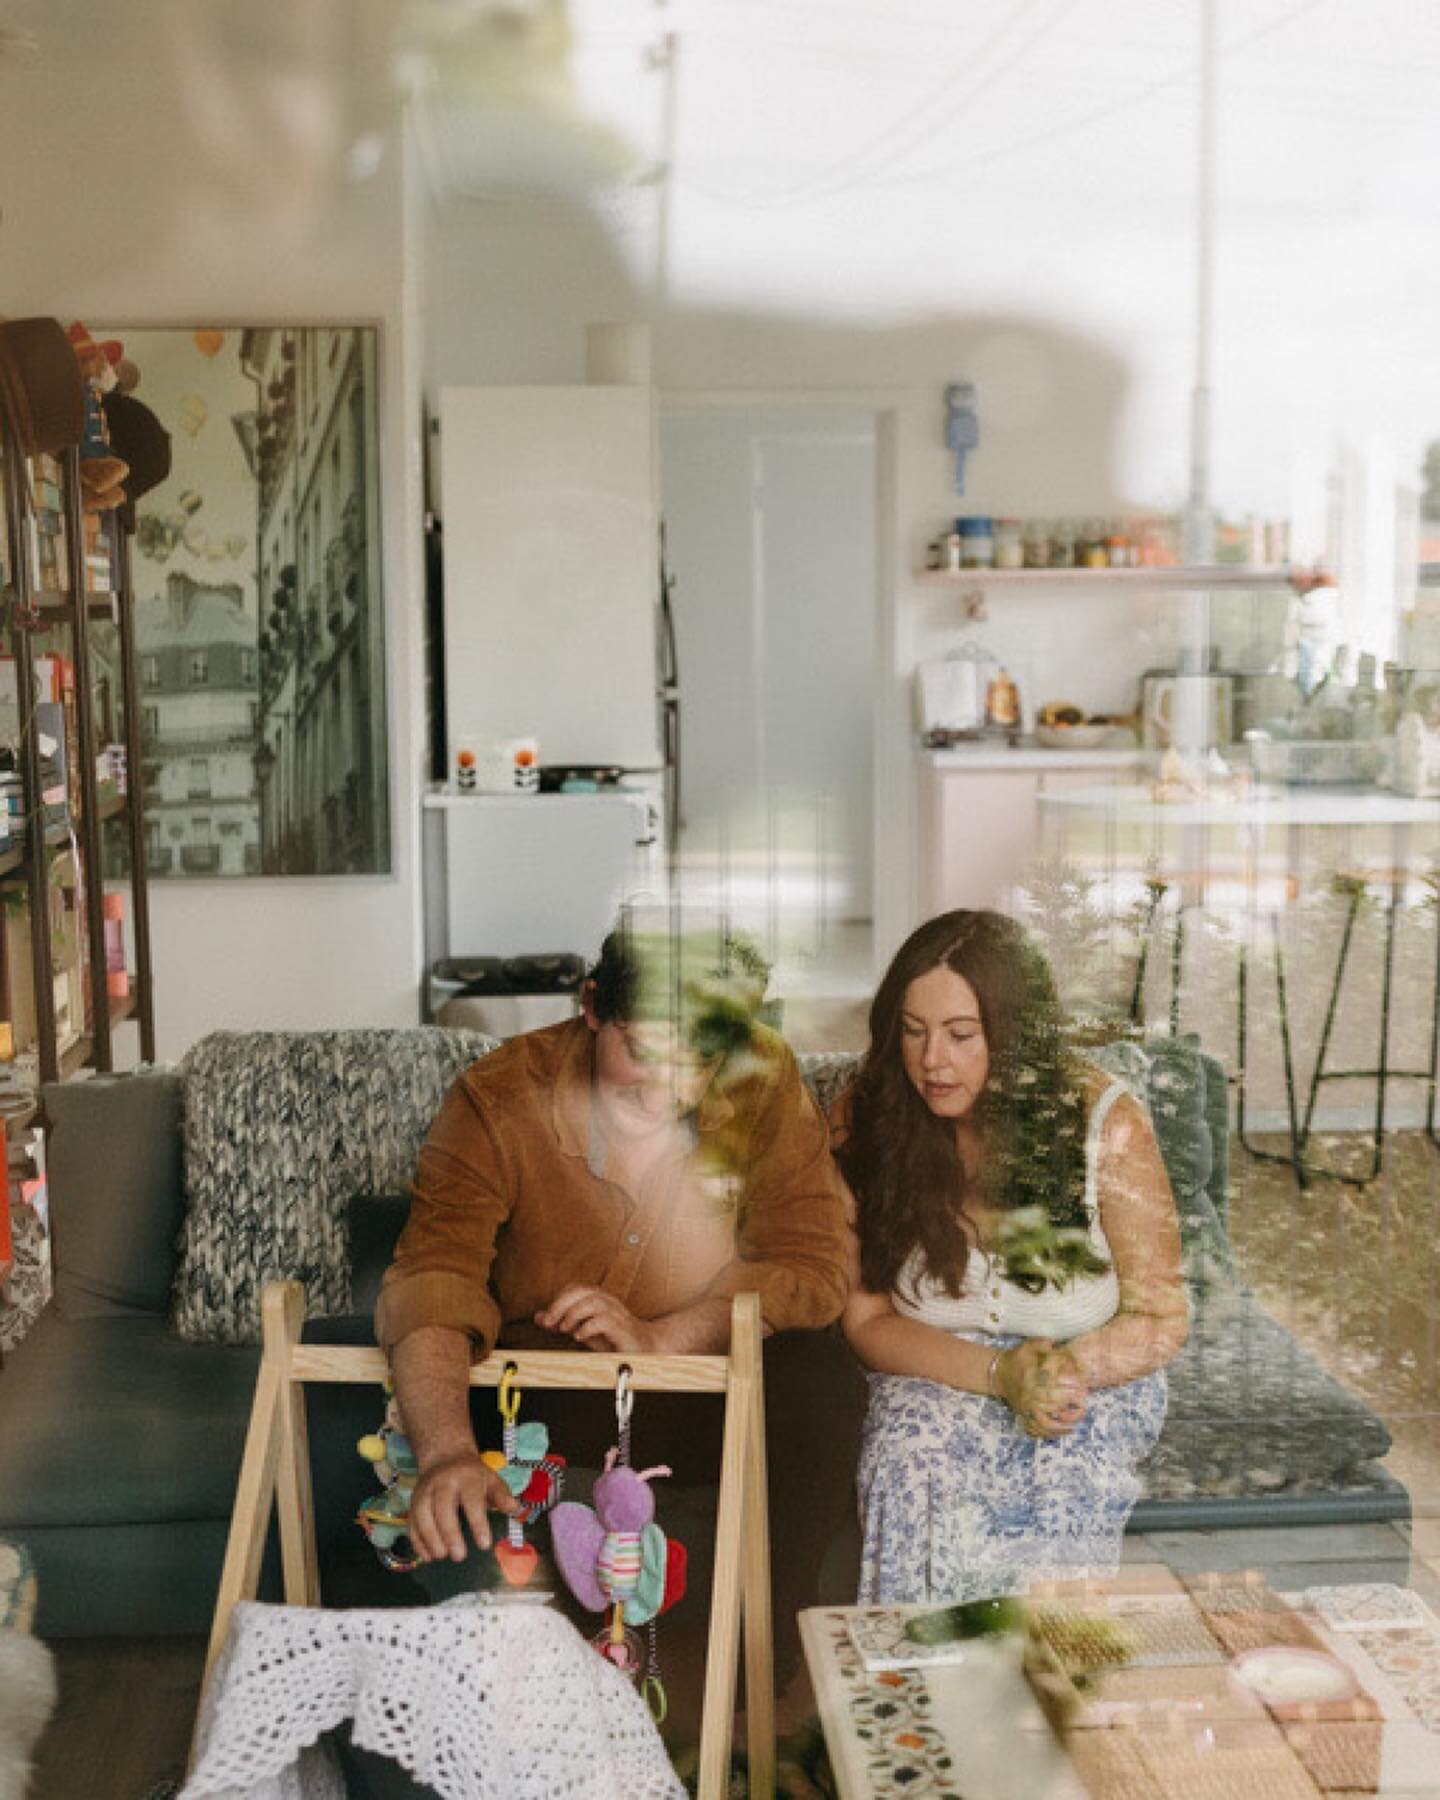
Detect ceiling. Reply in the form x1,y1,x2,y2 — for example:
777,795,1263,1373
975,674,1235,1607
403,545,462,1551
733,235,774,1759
9,0,1440,506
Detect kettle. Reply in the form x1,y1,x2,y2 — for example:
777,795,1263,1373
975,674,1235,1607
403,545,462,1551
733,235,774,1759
1140,670,1235,750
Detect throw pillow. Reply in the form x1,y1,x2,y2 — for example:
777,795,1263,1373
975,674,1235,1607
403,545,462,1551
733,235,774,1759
171,1028,499,1345
44,1069,185,1318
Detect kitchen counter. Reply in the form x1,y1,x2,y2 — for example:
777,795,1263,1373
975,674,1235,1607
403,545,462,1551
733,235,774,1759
922,741,1152,771
918,743,1152,915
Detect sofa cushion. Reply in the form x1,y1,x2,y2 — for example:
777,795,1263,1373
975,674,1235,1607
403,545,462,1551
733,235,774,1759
1138,1290,1393,1500
172,1028,499,1345
349,1195,410,1317
0,1310,259,1529
1085,1035,1236,1293
43,1069,185,1318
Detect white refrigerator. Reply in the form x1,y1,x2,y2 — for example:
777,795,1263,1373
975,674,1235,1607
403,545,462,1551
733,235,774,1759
437,383,665,772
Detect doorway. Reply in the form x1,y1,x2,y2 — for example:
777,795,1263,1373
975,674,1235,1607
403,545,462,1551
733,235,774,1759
660,405,878,1024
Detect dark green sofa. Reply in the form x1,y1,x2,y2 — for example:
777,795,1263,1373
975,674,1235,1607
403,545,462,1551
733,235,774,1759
0,1028,1406,1639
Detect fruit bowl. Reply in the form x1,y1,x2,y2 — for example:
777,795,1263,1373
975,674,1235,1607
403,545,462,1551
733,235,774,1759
1035,724,1112,750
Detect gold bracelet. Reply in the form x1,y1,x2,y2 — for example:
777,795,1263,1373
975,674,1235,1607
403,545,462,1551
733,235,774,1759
986,1348,1003,1399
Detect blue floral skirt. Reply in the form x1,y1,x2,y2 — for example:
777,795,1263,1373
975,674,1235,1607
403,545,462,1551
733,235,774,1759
857,1335,1168,1605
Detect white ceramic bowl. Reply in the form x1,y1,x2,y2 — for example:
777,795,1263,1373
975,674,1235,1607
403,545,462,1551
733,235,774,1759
1035,724,1111,750
1229,1646,1358,1706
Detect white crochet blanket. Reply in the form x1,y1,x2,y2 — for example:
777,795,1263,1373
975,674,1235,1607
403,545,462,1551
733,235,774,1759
182,1599,685,1800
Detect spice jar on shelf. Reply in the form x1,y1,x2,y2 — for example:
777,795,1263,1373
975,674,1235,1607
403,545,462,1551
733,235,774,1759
994,518,1024,569
1080,520,1109,568
956,516,995,568
1023,519,1050,567
1049,519,1076,567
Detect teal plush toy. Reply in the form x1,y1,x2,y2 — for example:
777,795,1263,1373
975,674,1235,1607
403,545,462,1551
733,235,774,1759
356,1386,422,1572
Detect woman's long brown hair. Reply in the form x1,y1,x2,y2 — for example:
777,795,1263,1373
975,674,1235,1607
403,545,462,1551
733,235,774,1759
837,910,1088,1298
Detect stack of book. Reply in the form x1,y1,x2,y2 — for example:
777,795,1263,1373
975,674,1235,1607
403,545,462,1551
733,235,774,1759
0,1031,33,1121
34,702,70,829
83,510,113,592
29,454,66,595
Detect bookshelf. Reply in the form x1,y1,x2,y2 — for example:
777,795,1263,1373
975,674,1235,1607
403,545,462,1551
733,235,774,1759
0,395,156,1096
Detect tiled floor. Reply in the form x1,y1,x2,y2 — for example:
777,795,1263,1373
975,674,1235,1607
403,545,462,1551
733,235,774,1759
1128,1517,1440,1605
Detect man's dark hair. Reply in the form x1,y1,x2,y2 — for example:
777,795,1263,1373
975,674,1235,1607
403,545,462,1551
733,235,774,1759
588,928,639,1023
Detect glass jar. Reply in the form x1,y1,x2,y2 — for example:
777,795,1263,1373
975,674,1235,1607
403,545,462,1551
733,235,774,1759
956,516,995,568
1023,519,1050,567
1049,520,1076,567
1081,519,1109,569
994,518,1024,569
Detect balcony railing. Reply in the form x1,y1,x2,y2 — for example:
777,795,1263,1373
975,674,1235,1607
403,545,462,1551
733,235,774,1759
147,846,174,874
180,843,222,873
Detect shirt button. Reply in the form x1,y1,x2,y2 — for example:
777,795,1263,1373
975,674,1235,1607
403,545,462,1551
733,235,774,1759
625,1232,642,1246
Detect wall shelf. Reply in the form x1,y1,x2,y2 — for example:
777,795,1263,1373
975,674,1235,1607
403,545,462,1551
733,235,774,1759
917,565,1297,591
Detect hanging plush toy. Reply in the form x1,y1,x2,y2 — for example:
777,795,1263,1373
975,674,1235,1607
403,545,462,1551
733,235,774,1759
550,1371,687,1718
355,1366,566,1584
483,1364,566,1588
356,1385,421,1572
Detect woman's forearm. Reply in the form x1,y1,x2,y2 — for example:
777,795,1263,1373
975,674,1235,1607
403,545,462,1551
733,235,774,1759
846,1310,998,1394
1065,1301,1189,1390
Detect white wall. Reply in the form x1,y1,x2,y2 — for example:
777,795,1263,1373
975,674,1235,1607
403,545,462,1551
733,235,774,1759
3,59,429,1060
423,201,1149,963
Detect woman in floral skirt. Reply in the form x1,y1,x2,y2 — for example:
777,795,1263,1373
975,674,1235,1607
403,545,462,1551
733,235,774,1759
835,910,1188,1604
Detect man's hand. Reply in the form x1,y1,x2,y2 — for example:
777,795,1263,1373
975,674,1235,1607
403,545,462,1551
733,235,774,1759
535,1285,660,1353
995,1339,1089,1438
407,1449,520,1564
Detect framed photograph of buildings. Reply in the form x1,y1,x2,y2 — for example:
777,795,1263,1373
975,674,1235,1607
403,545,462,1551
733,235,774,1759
100,325,390,877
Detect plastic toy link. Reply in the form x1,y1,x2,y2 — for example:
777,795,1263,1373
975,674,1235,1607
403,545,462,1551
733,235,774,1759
550,1364,687,1720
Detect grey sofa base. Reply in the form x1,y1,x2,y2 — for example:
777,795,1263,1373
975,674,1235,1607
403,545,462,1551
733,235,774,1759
26,1519,233,1639
1129,1465,1411,1534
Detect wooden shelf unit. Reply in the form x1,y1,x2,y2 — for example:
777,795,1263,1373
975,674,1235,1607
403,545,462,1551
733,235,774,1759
0,408,156,1089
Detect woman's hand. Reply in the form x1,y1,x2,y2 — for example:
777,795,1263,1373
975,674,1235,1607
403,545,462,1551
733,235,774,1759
995,1339,1089,1437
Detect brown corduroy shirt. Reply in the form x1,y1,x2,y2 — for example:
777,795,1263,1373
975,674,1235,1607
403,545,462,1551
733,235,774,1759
375,1017,851,1357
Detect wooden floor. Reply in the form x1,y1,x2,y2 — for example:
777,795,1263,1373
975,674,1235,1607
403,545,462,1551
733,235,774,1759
33,1636,203,1800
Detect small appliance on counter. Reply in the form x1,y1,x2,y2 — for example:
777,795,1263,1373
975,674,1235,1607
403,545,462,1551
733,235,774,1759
916,642,1021,744
1232,671,1301,741
1140,656,1235,751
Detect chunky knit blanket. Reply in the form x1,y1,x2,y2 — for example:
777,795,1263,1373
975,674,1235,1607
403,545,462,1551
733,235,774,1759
171,1029,498,1345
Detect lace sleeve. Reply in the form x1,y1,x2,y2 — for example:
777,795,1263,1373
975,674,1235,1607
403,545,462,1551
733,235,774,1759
1067,1090,1189,1389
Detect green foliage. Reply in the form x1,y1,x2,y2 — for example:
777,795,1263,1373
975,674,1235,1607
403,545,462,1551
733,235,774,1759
905,1594,1026,1644
992,1205,1111,1291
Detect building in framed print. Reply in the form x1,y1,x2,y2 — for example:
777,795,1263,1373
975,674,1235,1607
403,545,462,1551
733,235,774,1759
109,325,390,876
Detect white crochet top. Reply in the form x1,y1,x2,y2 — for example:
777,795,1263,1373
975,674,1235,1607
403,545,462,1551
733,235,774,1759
891,1080,1125,1342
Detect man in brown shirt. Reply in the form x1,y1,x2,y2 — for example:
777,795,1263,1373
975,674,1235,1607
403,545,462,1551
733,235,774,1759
375,926,862,1697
